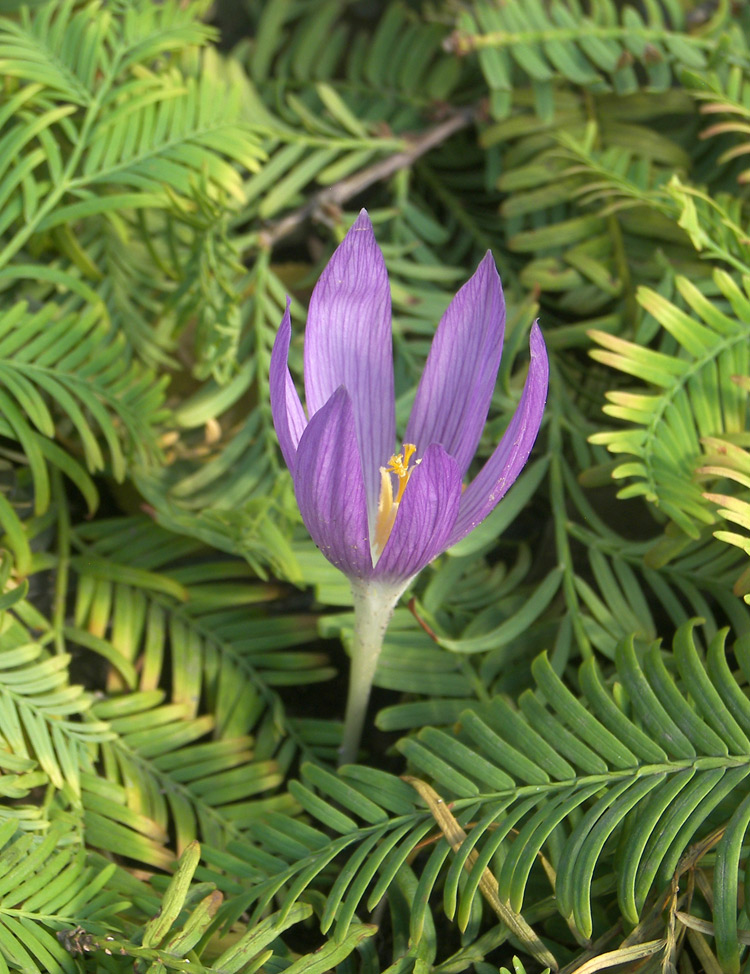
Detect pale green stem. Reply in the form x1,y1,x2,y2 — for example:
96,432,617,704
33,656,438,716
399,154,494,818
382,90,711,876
339,579,404,766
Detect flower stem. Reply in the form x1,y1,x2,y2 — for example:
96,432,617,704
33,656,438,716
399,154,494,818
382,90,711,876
339,580,401,766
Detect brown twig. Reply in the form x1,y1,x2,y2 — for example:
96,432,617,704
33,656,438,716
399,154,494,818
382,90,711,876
257,104,479,250
407,596,440,642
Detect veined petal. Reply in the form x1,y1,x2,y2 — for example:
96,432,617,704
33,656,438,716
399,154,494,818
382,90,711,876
270,300,307,471
304,210,395,529
405,252,505,477
294,386,373,580
448,323,549,547
375,443,462,583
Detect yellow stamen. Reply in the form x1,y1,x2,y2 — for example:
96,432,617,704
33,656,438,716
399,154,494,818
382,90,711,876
373,443,418,557
387,443,417,503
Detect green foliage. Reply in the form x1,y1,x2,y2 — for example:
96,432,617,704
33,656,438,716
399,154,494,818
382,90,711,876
0,0,750,973
189,622,750,971
0,0,262,373
450,0,738,118
589,268,750,536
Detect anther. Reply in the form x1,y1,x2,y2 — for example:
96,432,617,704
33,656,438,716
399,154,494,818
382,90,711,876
373,443,419,557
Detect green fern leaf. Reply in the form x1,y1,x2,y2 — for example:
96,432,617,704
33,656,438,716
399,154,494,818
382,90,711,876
0,603,109,797
590,270,750,537
212,621,750,967
0,302,167,509
456,0,726,118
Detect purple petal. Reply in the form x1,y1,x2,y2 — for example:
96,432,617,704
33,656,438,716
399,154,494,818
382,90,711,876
448,322,549,547
270,300,308,471
303,210,395,530
294,386,373,580
375,443,462,583
405,252,505,477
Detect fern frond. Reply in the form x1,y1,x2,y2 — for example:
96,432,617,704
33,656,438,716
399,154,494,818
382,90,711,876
82,705,284,870
555,122,686,217
0,1,213,103
589,269,750,537
0,4,253,245
700,434,750,601
0,820,126,974
0,1,103,105
244,0,461,106
199,621,749,968
71,515,332,692
226,1,466,234
665,177,750,273
76,71,262,204
685,62,750,186
0,301,167,515
136,411,295,582
402,622,750,946
481,92,701,330
0,596,109,798
451,0,735,119
132,251,300,576
51,516,341,861
0,2,263,373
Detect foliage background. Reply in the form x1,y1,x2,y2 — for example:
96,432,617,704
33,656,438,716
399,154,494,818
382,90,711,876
1,0,750,972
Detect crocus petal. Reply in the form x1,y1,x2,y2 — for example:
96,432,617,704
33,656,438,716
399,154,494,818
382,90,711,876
375,443,462,583
294,386,373,580
448,322,549,547
269,300,308,471
303,210,395,530
405,252,505,477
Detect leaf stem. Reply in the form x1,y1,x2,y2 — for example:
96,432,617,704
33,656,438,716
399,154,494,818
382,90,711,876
256,106,478,251
339,580,401,766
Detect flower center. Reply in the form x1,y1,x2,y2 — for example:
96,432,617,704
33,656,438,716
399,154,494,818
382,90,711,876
373,443,418,558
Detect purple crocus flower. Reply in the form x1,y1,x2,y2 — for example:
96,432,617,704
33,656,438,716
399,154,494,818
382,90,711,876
270,209,548,762
270,210,548,593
